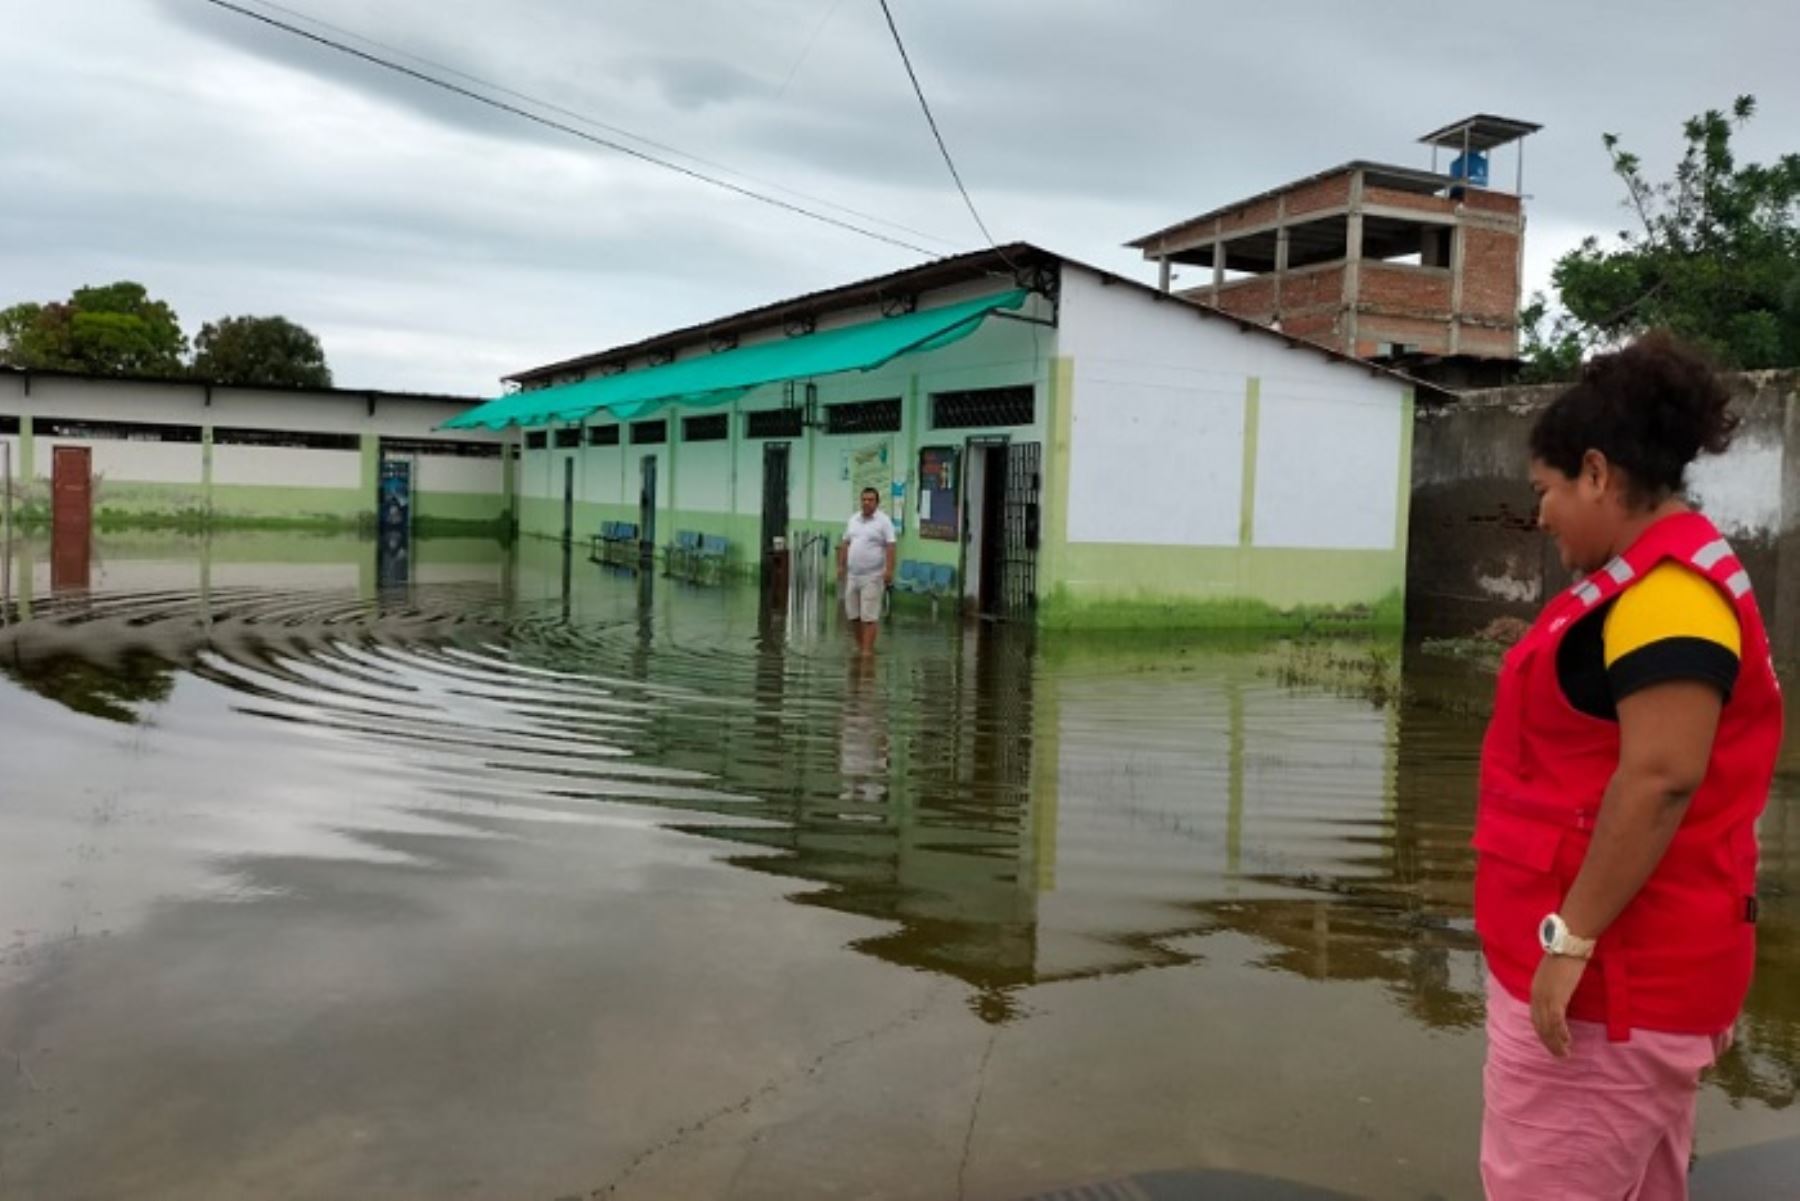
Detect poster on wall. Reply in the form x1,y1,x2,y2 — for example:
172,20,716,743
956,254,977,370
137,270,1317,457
917,445,959,541
849,442,892,512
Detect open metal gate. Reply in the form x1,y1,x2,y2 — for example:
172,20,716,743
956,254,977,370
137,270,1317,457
1000,441,1040,619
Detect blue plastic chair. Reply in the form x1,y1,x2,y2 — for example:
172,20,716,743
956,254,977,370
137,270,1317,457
699,535,729,583
928,564,955,596
895,560,925,594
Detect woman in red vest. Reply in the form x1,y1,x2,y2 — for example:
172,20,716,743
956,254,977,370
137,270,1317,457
1475,332,1783,1199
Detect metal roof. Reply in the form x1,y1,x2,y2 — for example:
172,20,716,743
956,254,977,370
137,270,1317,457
0,363,484,408
1417,115,1541,152
504,242,1450,400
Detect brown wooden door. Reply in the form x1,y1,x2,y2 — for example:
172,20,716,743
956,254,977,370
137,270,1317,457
52,446,92,532
51,446,92,591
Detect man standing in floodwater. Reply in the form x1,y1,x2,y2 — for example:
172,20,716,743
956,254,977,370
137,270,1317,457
837,486,896,655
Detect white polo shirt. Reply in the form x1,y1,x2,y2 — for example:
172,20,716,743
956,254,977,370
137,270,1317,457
843,509,896,574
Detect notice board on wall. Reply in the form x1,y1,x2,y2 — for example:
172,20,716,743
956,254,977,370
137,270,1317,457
917,445,959,542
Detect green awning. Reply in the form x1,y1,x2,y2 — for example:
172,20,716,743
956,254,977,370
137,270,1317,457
445,288,1030,431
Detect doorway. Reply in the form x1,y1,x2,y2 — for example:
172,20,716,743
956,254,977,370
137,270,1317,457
761,443,790,555
561,456,575,545
638,455,658,566
51,446,92,592
961,440,1040,620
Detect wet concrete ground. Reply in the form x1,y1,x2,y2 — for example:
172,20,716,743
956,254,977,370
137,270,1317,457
0,532,1795,1200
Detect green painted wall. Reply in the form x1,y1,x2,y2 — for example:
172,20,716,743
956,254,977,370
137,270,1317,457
1040,544,1405,631
412,489,512,528
505,345,1411,629
1034,357,1409,631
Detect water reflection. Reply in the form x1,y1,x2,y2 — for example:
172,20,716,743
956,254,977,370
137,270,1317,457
0,529,1795,1113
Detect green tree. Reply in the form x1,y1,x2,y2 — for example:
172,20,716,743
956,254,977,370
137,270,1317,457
0,281,188,377
191,314,333,388
1523,96,1800,381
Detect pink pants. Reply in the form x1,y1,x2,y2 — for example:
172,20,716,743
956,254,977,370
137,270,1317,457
1481,973,1727,1200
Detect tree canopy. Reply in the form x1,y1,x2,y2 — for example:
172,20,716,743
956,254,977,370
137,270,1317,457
192,315,333,389
0,282,334,388
0,281,188,377
1523,96,1800,381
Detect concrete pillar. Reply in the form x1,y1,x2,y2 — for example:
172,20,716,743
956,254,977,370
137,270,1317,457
1157,256,1171,292
1213,240,1227,293
1343,171,1365,354
1450,220,1467,355
1273,194,1289,318
1274,227,1290,317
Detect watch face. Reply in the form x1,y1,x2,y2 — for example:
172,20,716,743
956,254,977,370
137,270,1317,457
1540,916,1557,948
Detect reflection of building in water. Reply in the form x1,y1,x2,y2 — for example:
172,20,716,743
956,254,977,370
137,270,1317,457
654,633,1431,1022
0,532,511,724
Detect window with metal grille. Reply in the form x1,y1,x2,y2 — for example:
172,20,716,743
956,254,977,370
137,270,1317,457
587,424,620,446
34,417,203,444
525,431,548,450
380,437,503,459
211,426,356,450
554,428,581,449
744,407,803,439
684,413,728,442
630,420,667,445
931,386,1034,429
824,397,901,435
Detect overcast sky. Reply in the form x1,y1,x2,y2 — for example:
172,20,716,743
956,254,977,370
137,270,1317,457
3,1,1796,396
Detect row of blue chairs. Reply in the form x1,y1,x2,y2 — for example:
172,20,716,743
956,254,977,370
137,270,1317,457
591,521,639,566
667,530,730,582
894,560,956,597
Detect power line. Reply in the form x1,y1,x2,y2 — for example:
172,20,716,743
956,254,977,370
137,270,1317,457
198,0,944,257
875,0,1004,253
239,0,959,251
774,0,846,101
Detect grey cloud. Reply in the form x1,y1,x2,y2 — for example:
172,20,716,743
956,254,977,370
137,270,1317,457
6,0,1799,394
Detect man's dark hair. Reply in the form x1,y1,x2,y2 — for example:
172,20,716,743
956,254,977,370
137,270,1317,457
1528,330,1736,503
860,487,880,499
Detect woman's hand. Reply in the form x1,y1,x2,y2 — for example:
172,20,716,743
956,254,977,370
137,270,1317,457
1529,953,1589,1058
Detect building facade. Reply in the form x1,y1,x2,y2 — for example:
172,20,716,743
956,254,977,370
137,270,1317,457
0,368,510,533
473,246,1423,630
1132,116,1538,368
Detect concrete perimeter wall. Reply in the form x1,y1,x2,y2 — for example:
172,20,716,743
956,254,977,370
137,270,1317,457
0,372,509,532
1408,369,1800,657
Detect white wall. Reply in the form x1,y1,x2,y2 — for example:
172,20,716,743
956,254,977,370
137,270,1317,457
35,436,203,486
1059,272,1248,547
416,454,504,495
577,437,627,506
1058,268,1407,552
1253,377,1401,550
676,438,731,513
1,374,494,441
1689,430,1782,540
212,444,361,489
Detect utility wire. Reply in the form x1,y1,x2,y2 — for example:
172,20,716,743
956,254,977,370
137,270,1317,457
239,0,958,250
875,0,1005,253
774,0,845,101
199,0,944,257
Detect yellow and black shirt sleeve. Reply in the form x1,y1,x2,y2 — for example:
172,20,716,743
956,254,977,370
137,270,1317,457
1555,562,1741,721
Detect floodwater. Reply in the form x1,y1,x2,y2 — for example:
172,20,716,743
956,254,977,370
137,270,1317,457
0,531,1795,1201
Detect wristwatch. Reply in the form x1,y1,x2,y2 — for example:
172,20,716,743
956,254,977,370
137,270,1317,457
1539,913,1596,960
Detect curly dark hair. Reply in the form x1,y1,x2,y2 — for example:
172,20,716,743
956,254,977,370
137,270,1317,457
1528,330,1737,503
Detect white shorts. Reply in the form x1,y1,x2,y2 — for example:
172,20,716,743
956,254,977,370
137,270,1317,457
843,572,885,622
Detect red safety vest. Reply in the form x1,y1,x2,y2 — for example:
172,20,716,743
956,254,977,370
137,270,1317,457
1474,510,1783,1040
